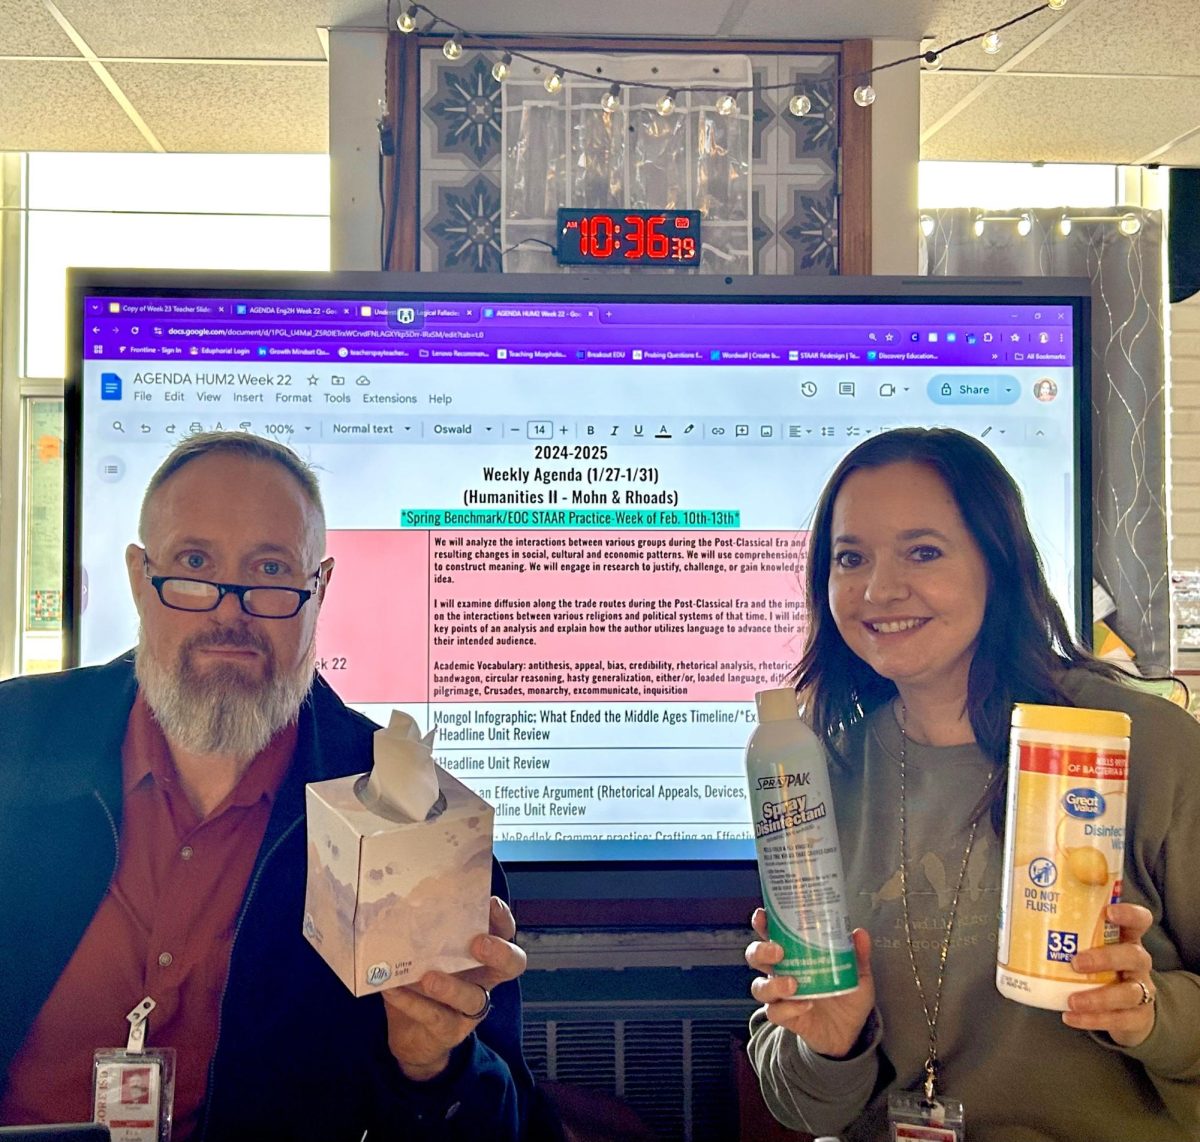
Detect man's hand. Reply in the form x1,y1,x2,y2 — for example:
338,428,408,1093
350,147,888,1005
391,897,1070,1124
381,896,527,1081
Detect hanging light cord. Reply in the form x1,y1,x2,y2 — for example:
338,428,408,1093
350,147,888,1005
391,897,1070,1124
393,0,1063,103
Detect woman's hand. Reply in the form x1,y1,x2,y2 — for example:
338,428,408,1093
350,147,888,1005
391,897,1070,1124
745,907,876,1058
1062,902,1157,1048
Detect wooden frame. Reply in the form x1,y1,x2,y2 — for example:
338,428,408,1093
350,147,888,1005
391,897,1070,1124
382,30,421,272
383,35,872,275
839,39,872,277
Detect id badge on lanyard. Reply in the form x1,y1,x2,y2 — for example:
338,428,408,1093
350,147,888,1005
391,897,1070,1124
92,997,176,1142
887,1091,966,1141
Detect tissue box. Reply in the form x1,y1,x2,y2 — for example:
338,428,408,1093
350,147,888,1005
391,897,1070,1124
302,766,494,996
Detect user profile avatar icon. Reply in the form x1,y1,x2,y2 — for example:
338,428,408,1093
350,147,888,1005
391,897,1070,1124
1033,377,1058,402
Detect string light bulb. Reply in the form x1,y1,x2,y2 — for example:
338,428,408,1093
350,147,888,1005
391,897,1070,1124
1047,0,1068,8
396,5,419,34
973,214,986,237
1118,212,1142,236
788,92,812,117
853,84,876,108
981,30,1002,54
442,37,462,60
920,214,935,237
1058,214,1072,236
600,83,621,113
656,89,677,116
544,68,564,95
491,53,512,82
1017,212,1033,237
921,50,943,71
715,92,737,116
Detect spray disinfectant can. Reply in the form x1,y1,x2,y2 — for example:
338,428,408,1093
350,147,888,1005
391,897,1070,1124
746,687,858,998
997,702,1131,1010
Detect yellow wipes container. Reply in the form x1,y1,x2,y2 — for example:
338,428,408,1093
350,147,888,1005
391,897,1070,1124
996,703,1131,1010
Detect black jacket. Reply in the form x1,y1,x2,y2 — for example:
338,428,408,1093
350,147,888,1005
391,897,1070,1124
0,653,536,1141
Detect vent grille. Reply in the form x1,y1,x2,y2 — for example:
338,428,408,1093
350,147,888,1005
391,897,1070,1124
556,1021,621,1091
524,1016,744,1142
625,1020,684,1139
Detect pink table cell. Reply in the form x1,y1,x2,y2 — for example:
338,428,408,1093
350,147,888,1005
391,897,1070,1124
317,530,430,703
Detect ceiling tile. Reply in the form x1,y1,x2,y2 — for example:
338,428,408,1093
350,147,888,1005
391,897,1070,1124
0,0,81,55
106,63,328,152
1018,0,1200,77
720,0,937,38
919,72,988,136
920,74,1200,164
54,0,332,59
396,0,742,37
0,60,152,151
1155,137,1200,167
719,0,1060,46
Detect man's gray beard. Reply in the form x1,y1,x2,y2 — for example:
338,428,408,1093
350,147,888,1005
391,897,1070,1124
136,623,314,761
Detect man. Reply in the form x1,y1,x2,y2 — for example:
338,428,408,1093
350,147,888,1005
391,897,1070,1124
0,432,541,1140
121,1070,151,1106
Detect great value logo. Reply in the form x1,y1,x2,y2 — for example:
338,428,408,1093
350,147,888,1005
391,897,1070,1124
1062,787,1106,819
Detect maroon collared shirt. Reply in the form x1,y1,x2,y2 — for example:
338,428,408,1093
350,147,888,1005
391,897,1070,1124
0,692,296,1138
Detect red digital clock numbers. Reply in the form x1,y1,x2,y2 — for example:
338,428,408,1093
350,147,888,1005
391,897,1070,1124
556,208,702,266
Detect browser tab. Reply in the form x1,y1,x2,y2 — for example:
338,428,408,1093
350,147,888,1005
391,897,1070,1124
386,303,425,329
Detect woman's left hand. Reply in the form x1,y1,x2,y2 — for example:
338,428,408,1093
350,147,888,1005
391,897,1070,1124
1062,902,1157,1047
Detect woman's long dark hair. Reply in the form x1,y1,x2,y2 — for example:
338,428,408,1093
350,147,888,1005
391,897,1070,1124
790,426,1128,832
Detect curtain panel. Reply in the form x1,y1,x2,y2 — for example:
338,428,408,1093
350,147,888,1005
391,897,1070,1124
922,207,1169,671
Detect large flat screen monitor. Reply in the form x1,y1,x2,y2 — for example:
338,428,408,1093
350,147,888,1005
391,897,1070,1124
66,270,1092,924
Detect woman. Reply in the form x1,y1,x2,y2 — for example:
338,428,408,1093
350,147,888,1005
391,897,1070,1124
745,427,1200,1141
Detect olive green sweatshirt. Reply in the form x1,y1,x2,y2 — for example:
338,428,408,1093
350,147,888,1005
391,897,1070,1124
747,671,1200,1141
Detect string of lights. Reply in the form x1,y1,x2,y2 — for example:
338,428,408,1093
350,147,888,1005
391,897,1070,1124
393,0,1071,117
919,211,1144,238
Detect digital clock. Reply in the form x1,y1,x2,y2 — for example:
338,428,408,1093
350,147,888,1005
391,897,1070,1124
556,208,702,267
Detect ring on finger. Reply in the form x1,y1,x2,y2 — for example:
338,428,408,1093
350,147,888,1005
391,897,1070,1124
1135,980,1154,1007
465,984,492,1021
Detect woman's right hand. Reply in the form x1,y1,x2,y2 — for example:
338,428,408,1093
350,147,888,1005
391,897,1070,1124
745,907,877,1059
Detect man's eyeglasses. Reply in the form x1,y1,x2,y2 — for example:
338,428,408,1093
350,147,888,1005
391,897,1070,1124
143,555,320,619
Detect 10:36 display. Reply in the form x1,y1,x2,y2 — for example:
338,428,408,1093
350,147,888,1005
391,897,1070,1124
556,209,702,266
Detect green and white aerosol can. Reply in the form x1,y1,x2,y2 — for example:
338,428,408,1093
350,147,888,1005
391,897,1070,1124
746,687,858,998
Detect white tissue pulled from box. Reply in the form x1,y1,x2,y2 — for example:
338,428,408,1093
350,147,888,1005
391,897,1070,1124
302,708,495,997
358,709,441,822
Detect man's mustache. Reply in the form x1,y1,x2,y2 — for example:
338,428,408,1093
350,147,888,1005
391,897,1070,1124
182,625,271,656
